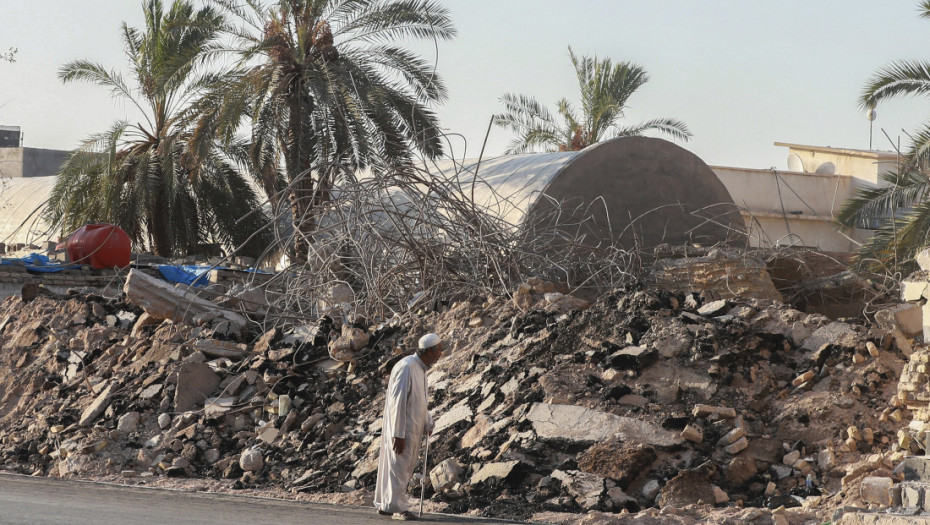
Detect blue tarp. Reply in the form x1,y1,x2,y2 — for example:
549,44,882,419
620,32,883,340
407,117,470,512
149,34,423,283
156,265,212,287
1,253,79,273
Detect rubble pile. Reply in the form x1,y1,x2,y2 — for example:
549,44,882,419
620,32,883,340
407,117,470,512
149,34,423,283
0,263,923,524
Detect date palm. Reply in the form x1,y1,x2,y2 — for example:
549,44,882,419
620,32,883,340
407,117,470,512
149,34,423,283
838,0,930,270
198,0,455,262
495,47,691,154
46,0,273,259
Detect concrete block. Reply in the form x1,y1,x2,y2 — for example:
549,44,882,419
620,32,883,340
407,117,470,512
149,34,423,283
681,424,703,443
724,437,749,455
901,279,929,302
430,458,463,491
173,362,220,412
717,427,745,447
876,304,923,338
860,476,893,506
782,450,801,466
692,404,737,419
903,483,923,509
917,248,930,272
79,382,114,426
902,456,930,482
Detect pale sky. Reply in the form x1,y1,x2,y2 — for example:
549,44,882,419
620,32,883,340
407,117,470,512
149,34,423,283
2,0,929,170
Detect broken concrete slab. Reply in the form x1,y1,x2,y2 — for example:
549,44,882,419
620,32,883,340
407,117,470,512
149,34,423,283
697,299,729,317
79,382,115,426
801,322,859,353
203,396,236,417
526,402,681,446
173,361,220,412
123,269,247,332
470,460,520,485
461,414,494,449
434,403,473,434
875,304,923,339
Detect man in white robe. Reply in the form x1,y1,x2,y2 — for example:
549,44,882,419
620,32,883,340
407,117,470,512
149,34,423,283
374,333,442,520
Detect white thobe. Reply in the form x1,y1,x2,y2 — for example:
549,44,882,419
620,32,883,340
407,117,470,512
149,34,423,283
373,353,433,513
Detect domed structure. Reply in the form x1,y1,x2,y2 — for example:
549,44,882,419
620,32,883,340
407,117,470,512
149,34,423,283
428,136,746,250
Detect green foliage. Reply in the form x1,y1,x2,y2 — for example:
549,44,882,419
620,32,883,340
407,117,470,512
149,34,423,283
191,0,456,261
45,0,273,259
494,47,692,154
843,1,930,271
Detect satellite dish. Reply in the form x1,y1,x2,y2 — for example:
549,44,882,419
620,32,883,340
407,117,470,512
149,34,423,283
787,153,804,172
815,161,836,175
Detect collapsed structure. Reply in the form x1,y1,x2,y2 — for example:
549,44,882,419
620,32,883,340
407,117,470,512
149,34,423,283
0,246,926,524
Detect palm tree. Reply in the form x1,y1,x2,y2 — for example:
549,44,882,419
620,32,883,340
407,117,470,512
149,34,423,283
45,0,273,259
494,47,692,154
838,0,930,270
198,0,456,262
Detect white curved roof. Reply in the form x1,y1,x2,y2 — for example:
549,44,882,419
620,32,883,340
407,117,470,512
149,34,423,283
0,176,57,246
417,151,576,227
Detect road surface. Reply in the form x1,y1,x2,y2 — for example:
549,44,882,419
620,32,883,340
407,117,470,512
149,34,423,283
0,473,519,525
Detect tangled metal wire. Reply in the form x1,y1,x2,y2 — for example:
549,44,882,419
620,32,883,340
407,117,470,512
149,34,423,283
250,160,643,327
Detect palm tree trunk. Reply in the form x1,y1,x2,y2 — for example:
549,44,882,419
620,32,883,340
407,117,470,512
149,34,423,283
285,89,316,265
150,191,174,258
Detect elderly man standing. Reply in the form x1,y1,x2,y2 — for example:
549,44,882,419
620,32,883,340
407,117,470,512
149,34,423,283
374,333,443,521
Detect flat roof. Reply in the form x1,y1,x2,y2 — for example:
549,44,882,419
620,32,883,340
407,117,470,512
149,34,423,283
774,141,898,160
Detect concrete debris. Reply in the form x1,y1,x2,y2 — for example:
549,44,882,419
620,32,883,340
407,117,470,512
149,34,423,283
173,362,220,412
470,460,520,485
0,263,918,524
860,476,893,506
123,269,246,333
429,458,463,492
78,382,114,427
239,448,263,472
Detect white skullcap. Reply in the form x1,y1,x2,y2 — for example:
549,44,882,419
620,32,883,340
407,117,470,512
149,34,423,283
418,333,441,350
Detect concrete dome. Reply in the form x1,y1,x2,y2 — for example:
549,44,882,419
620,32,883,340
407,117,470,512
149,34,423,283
430,136,746,250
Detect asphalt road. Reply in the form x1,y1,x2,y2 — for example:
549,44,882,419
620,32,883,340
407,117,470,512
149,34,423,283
0,474,518,525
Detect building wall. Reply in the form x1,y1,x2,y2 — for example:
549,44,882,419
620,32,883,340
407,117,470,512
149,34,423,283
0,148,24,178
711,165,869,253
0,147,69,178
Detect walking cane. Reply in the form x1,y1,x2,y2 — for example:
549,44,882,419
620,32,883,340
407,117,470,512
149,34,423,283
419,435,430,517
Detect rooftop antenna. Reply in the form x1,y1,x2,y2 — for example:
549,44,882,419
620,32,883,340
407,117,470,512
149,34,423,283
866,104,877,150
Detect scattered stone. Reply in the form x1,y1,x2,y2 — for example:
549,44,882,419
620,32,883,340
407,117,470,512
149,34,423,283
79,382,115,426
681,424,703,443
173,361,220,412
430,458,463,492
860,476,893,506
470,460,520,485
691,404,736,419
697,300,729,317
239,448,263,472
117,412,140,434
717,427,745,447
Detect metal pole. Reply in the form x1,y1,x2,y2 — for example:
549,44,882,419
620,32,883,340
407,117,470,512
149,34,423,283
419,436,430,517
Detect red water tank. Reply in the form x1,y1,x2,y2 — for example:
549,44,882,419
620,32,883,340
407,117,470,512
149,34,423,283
65,224,131,269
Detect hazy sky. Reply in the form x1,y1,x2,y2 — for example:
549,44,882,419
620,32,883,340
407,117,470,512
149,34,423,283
2,0,929,170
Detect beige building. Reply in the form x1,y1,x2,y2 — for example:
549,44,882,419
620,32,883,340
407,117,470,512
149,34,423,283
712,142,898,253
